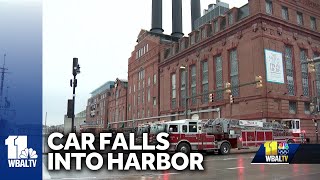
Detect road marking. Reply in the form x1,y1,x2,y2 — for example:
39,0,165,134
226,167,245,170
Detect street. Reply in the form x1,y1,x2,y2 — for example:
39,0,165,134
43,152,320,180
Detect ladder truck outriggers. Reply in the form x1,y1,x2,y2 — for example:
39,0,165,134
161,118,306,155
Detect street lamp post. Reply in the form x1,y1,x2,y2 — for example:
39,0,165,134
180,65,188,119
71,58,80,133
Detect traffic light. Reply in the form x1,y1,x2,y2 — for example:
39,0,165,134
209,93,214,102
308,63,316,72
255,76,263,88
72,58,80,76
225,82,231,94
229,95,234,104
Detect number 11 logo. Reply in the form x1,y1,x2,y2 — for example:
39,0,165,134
5,136,27,159
4,136,38,168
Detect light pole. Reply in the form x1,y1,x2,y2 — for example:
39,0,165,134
180,65,188,119
71,58,80,133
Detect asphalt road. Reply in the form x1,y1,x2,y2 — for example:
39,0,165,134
43,152,320,180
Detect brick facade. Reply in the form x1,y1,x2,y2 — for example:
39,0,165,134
108,79,128,128
85,79,128,131
127,30,177,126
85,0,320,142
159,0,320,142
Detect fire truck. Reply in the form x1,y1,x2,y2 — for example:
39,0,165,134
161,118,306,155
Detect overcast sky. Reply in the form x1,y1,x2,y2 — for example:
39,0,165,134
43,0,248,126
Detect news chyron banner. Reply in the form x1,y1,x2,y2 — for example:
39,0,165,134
0,0,42,179
252,141,320,164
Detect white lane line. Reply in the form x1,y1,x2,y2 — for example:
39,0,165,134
226,167,245,170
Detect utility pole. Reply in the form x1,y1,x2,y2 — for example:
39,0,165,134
70,58,80,133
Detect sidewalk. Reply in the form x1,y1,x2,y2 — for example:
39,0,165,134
230,147,260,154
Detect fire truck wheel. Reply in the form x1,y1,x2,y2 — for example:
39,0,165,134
287,139,294,144
219,142,231,155
177,142,191,154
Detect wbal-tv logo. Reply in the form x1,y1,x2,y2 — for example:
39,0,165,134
5,136,38,168
264,141,289,163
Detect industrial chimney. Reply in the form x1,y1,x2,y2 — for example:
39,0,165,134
171,0,183,38
150,0,163,34
191,0,201,30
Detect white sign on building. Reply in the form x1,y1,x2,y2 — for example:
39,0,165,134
264,49,285,84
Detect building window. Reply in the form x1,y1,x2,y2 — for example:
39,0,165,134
285,46,295,96
297,12,303,26
147,89,150,102
304,102,310,114
202,61,209,103
215,55,223,100
191,65,197,105
180,69,186,107
314,52,320,97
289,101,297,114
230,49,239,96
147,109,150,117
148,77,151,86
282,6,289,20
133,84,135,92
202,29,207,39
134,95,136,105
214,20,218,33
311,17,317,30
191,34,195,45
142,109,144,118
153,74,157,84
171,74,176,108
142,91,144,103
128,104,131,111
228,13,233,25
137,93,140,105
300,49,309,96
265,0,273,15
153,97,157,106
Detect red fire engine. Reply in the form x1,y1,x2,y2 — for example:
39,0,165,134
161,118,306,155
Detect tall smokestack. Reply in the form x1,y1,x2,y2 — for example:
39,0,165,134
191,0,201,30
171,0,183,38
150,0,163,34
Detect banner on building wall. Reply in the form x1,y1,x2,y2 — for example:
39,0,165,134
264,49,285,84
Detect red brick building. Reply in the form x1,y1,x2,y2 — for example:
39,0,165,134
85,79,128,130
108,78,128,128
159,0,320,141
126,30,178,126
85,0,320,141
85,81,114,132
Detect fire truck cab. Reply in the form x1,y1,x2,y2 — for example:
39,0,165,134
164,119,219,154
